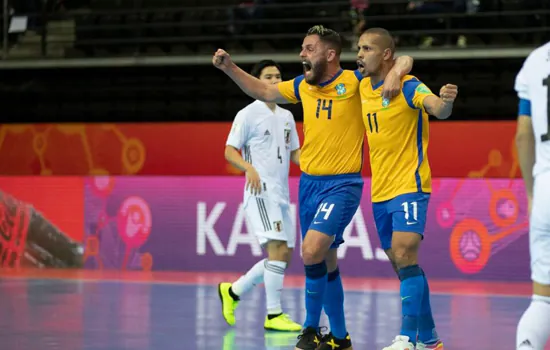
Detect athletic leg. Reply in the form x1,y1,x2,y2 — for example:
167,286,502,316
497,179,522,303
263,204,301,331
219,198,285,327
314,176,363,350
517,176,550,350
381,193,441,350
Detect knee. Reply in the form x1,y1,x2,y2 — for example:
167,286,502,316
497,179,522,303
391,233,421,268
385,249,399,276
302,242,325,265
267,240,291,262
391,245,418,269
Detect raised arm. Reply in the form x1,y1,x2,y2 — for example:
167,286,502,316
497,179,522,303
382,55,414,99
392,55,414,78
213,49,290,104
422,84,458,119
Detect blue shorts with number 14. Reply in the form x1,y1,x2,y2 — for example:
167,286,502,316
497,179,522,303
299,172,364,249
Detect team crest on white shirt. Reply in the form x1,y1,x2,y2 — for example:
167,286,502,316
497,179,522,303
284,128,291,148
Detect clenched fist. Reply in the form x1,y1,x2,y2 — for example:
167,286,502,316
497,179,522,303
439,84,458,104
212,49,233,71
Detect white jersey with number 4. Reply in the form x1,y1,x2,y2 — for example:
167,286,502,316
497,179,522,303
226,100,300,204
515,41,550,177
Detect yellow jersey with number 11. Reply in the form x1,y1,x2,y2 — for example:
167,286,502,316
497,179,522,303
361,75,435,202
278,69,365,176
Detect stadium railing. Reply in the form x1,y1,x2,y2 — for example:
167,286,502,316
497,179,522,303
0,0,547,68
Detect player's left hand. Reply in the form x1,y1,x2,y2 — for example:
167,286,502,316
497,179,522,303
381,71,401,100
440,84,458,104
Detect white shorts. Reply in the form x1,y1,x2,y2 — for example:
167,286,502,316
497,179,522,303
530,172,550,285
244,196,296,249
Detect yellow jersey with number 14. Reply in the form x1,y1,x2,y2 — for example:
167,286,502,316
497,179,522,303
361,75,435,202
278,69,365,176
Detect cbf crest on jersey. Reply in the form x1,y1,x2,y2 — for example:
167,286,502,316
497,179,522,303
382,97,390,108
335,83,346,96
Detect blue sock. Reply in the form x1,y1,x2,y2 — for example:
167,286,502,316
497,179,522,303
418,269,439,344
304,261,328,329
323,267,347,339
399,265,425,345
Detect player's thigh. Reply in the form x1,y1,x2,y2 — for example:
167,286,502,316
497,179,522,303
270,205,294,264
372,201,393,250
309,180,364,249
529,178,550,292
244,197,289,250
281,205,296,250
298,175,318,240
388,192,429,264
388,192,430,245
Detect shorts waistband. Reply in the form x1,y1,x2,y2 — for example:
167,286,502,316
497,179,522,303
300,172,362,181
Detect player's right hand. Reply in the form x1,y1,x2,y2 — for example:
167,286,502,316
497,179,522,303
245,167,262,195
213,49,233,71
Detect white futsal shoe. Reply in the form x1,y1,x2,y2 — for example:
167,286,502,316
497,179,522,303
382,335,415,350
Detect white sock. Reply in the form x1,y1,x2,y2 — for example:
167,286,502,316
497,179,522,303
232,258,266,297
517,294,550,349
264,260,287,316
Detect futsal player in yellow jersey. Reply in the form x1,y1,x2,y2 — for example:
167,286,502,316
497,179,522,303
213,25,414,350
357,28,458,350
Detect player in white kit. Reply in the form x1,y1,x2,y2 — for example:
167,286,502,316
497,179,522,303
218,60,302,332
515,41,550,350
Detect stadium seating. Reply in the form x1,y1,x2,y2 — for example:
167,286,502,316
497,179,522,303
3,0,549,58
0,0,546,123
60,0,547,57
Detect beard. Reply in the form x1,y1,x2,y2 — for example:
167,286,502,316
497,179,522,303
304,59,328,85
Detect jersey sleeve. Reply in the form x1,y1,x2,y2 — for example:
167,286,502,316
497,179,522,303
402,77,435,110
515,58,532,116
289,115,300,151
277,75,305,104
226,111,249,149
515,59,530,101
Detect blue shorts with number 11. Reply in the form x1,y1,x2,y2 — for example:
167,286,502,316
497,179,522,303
372,192,430,250
299,172,364,249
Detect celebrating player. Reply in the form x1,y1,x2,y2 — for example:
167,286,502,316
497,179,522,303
356,28,457,350
218,59,302,332
514,41,550,350
214,25,414,350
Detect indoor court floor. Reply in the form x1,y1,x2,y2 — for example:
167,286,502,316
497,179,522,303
0,270,540,350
